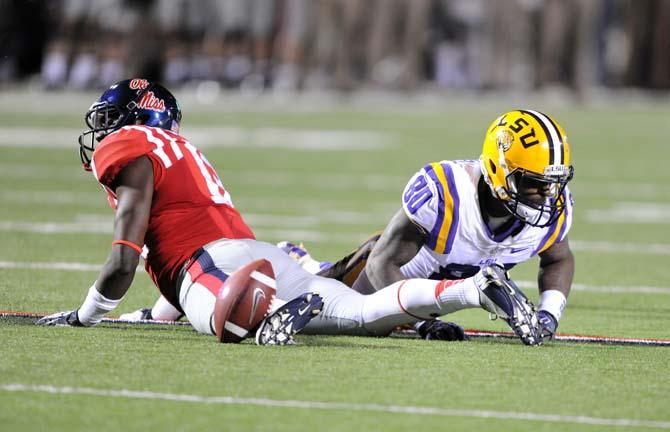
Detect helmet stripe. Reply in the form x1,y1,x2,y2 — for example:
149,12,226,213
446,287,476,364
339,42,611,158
520,110,563,165
538,111,565,165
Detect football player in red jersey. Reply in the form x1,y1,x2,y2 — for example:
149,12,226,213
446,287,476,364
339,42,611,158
38,79,543,345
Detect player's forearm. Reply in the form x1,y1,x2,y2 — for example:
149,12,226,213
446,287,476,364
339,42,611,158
537,249,573,324
538,249,574,298
71,250,138,326
96,251,139,300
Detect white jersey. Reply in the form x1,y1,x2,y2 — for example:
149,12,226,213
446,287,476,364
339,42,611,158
400,160,573,280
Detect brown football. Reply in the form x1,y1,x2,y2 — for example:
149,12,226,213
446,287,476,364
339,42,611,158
213,259,277,343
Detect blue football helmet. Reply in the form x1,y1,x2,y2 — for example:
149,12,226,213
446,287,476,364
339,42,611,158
78,78,182,170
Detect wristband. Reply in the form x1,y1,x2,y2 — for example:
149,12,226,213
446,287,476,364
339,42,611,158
538,290,567,322
77,283,123,326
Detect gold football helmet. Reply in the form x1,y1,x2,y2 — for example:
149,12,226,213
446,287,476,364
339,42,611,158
480,110,574,227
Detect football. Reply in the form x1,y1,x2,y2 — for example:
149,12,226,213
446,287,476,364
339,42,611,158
213,259,277,343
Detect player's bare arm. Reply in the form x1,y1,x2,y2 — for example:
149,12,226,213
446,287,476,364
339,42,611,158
538,237,574,298
36,156,153,327
97,156,154,300
365,209,427,291
536,237,574,340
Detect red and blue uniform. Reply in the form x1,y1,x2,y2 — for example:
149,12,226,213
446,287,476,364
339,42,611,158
91,125,254,307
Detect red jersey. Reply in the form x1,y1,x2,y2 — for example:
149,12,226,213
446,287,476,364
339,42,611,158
91,125,255,308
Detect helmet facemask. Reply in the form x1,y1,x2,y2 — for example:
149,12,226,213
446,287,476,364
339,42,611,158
78,100,128,171
503,166,573,227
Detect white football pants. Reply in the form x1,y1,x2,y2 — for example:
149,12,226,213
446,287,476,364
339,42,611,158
178,238,451,336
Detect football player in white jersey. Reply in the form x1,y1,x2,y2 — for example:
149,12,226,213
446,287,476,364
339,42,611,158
312,109,574,343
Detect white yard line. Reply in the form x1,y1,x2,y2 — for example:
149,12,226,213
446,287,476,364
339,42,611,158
1,384,667,429
1,219,668,255
1,260,669,295
235,171,406,191
586,202,670,224
0,126,392,151
0,220,110,234
515,280,670,295
0,261,101,272
570,240,670,255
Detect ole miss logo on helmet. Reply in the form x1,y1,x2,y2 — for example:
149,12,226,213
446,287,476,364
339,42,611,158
129,78,150,90
137,91,166,112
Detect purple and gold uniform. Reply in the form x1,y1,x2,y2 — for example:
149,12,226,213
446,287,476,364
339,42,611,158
400,160,573,280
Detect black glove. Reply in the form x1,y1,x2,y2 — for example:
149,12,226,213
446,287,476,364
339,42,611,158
36,310,86,327
537,310,558,341
416,319,466,341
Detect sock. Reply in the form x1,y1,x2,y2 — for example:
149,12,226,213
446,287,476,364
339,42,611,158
361,276,483,335
434,277,482,314
151,295,183,321
78,283,123,326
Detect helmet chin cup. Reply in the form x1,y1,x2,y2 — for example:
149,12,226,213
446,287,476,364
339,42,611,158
512,201,552,226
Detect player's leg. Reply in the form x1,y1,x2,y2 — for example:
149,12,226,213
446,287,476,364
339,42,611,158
283,263,540,342
253,241,470,336
119,294,182,322
178,239,255,335
276,233,380,289
234,239,374,335
178,238,328,340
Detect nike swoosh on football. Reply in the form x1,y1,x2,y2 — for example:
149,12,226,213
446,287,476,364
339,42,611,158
249,288,267,324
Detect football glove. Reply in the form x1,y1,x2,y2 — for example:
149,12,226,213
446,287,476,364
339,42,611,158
537,310,558,342
36,310,86,327
416,320,466,341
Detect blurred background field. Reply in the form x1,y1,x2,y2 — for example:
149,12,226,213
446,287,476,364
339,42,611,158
1,1,669,431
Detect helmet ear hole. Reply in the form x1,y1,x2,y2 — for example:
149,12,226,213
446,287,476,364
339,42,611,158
489,159,497,174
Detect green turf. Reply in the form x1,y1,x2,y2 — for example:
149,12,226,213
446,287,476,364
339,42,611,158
0,98,669,431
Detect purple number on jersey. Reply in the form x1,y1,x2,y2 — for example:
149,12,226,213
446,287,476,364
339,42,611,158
403,175,433,214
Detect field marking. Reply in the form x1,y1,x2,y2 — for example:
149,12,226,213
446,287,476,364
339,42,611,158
0,261,101,272
1,260,669,296
570,240,670,255
2,218,669,255
0,126,392,151
6,310,670,346
0,220,110,234
572,182,668,199
515,280,670,295
586,202,670,224
235,170,406,191
2,384,668,429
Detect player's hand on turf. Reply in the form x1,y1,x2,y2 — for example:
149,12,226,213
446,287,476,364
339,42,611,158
118,308,153,322
537,310,558,342
36,310,85,327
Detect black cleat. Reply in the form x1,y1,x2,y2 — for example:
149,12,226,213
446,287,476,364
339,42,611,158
475,265,542,346
255,293,323,346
